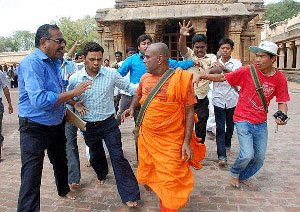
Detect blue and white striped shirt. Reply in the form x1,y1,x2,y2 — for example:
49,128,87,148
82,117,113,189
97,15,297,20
67,66,137,122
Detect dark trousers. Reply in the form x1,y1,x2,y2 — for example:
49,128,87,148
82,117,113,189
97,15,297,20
194,96,209,143
0,99,3,158
83,116,140,203
214,106,235,160
17,118,70,212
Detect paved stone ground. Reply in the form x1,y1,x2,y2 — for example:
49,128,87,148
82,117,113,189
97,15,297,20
0,84,300,212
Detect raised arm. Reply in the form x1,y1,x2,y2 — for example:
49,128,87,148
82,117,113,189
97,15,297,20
179,20,193,57
67,40,82,58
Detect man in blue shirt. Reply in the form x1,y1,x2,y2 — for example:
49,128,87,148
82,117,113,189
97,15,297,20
17,24,92,212
68,42,140,208
118,34,196,121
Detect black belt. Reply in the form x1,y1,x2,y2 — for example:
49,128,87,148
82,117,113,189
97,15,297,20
85,115,115,127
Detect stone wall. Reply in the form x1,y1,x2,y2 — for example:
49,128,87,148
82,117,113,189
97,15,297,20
0,51,31,65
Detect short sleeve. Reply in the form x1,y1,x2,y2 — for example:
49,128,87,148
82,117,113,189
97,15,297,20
275,73,290,103
224,66,247,87
182,47,193,60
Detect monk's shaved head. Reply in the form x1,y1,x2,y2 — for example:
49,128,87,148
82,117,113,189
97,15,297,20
144,42,170,75
147,42,169,58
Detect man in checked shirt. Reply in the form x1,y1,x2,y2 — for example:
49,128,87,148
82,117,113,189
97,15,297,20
67,42,140,207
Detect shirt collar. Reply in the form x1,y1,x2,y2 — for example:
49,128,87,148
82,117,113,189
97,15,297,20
138,52,145,59
219,56,234,65
34,48,49,61
82,66,104,78
192,50,209,59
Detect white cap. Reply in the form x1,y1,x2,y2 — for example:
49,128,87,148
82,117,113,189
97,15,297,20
250,41,279,56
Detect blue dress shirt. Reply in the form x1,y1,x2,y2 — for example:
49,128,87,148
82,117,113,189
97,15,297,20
60,59,78,81
118,52,194,84
18,49,65,126
67,66,137,122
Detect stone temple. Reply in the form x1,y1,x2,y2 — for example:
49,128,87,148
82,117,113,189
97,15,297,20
95,0,265,65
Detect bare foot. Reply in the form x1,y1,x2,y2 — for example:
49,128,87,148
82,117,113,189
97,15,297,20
226,149,232,156
97,179,105,185
241,180,253,187
126,201,138,207
70,183,81,188
65,191,77,200
230,177,240,188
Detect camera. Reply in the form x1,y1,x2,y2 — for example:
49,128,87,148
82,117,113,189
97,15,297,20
273,111,289,123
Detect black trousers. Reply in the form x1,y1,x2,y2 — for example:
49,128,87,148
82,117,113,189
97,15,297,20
83,116,140,203
194,96,209,144
214,106,235,160
17,118,70,212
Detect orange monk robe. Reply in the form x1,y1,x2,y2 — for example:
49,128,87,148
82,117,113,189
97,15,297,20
136,68,205,210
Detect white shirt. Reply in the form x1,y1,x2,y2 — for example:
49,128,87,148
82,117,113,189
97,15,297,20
212,57,242,109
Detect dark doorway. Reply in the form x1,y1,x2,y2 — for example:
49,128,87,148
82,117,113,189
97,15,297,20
206,19,227,55
124,22,145,48
162,20,194,60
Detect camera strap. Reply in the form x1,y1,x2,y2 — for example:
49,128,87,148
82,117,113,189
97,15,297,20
249,65,268,113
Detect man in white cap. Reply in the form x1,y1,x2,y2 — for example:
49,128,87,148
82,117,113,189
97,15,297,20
195,41,290,187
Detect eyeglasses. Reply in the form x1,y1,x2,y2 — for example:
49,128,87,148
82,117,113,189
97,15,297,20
46,38,67,45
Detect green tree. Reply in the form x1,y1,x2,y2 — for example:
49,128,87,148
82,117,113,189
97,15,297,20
11,30,35,51
0,36,18,52
265,0,300,24
52,15,99,53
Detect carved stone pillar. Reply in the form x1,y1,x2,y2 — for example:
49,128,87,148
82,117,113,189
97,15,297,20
108,22,125,56
191,18,207,35
295,40,300,69
229,18,244,60
278,43,286,69
286,41,294,69
144,20,157,41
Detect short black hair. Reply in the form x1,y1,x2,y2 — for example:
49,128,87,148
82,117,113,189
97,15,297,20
137,34,152,47
35,24,60,48
115,51,122,57
219,38,234,48
192,34,207,45
82,42,104,56
126,47,137,54
75,52,84,60
104,59,109,62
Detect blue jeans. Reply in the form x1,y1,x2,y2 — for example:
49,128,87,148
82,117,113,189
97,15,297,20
65,121,80,184
83,116,140,203
230,121,268,181
214,106,235,161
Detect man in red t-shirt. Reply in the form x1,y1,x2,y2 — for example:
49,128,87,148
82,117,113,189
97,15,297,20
196,41,290,188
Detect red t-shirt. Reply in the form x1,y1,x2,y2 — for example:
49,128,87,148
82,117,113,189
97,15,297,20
225,64,290,124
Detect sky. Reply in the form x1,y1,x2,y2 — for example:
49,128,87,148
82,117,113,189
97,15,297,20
0,0,299,37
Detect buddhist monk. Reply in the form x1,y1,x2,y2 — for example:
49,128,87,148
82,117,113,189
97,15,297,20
122,43,205,211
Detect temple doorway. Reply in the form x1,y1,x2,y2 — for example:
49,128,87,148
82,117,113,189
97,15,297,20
162,20,194,60
206,18,227,55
